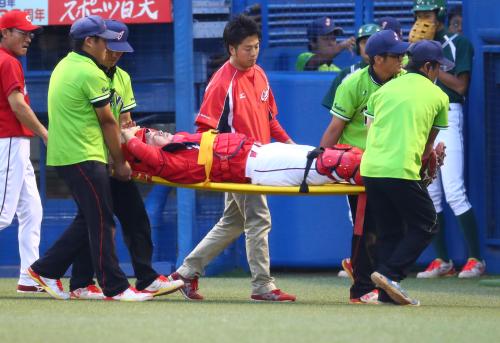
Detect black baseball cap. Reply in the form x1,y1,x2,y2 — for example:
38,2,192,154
408,40,455,69
365,30,410,57
307,17,343,40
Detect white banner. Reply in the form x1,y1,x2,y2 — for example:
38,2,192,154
0,0,49,26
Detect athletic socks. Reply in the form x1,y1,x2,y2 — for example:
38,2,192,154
432,212,449,261
457,209,482,259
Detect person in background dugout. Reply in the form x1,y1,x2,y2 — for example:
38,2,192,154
0,10,47,294
168,15,296,302
410,0,485,279
68,19,183,300
321,23,381,111
447,5,462,35
296,16,355,72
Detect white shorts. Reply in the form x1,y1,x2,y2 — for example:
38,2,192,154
245,143,332,186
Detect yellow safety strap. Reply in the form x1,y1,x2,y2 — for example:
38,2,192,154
197,129,218,184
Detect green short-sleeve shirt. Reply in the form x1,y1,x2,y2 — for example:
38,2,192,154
295,52,341,72
110,66,136,120
435,30,474,104
47,51,111,166
361,72,449,180
322,61,367,110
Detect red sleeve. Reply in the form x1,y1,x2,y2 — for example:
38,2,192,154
269,118,290,143
126,137,164,170
268,87,278,118
195,79,229,130
0,58,23,98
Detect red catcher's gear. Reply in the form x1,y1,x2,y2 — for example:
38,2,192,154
123,129,255,184
315,144,364,185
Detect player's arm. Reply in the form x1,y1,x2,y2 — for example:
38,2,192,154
422,128,440,160
95,104,131,181
437,71,470,96
119,112,135,128
304,37,355,71
319,116,346,147
8,90,48,144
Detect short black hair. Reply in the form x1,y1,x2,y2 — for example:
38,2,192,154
223,14,261,54
406,58,439,72
448,5,462,22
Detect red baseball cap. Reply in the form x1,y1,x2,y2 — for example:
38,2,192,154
0,10,41,32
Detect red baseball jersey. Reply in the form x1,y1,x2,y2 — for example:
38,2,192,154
0,47,33,138
195,61,289,144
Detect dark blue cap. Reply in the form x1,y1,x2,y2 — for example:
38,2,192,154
408,40,455,70
365,30,410,57
70,15,119,40
378,16,402,37
307,16,343,40
104,19,134,53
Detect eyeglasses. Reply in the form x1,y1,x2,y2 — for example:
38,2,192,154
11,28,35,39
386,53,405,60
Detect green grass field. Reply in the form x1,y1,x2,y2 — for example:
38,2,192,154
1,272,499,343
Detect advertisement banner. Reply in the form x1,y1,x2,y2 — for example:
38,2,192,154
0,0,49,26
48,0,172,25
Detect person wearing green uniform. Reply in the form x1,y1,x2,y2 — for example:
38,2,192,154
361,40,452,306
319,30,408,304
411,0,485,279
321,23,381,110
68,19,182,300
296,16,355,72
27,16,152,301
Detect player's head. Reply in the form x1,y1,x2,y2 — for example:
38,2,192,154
355,24,381,63
406,40,454,82
223,15,261,70
378,16,403,39
447,5,462,34
0,10,41,57
306,16,343,53
70,15,119,64
412,0,447,25
144,128,174,147
103,19,133,68
365,30,409,76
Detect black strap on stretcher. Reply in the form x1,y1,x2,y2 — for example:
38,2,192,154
299,147,324,193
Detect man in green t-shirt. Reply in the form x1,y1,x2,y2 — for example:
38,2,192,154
321,23,381,109
295,16,355,72
410,0,485,279
319,30,408,304
27,16,153,301
361,40,451,306
69,19,182,300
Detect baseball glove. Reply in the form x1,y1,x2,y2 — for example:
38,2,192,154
420,142,446,186
409,19,437,43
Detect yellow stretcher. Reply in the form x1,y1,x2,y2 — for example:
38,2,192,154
134,174,365,196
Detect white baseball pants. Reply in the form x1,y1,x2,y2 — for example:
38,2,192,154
0,137,42,286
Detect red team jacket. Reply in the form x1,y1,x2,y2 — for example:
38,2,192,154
124,130,255,184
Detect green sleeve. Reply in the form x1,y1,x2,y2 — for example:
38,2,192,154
453,37,474,76
295,52,314,71
82,70,111,104
121,74,136,113
330,80,357,121
433,91,449,129
321,69,348,109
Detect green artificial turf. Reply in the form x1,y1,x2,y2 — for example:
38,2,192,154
1,273,499,343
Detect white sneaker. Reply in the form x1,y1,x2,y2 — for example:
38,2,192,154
338,270,349,278
143,275,184,297
27,267,69,300
105,286,153,302
70,285,104,300
458,258,486,278
416,258,456,278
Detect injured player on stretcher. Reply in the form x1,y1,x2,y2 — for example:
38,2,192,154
120,126,364,186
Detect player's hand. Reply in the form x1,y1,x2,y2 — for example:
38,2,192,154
121,120,137,129
113,160,132,181
121,126,141,142
284,138,296,144
339,36,356,52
